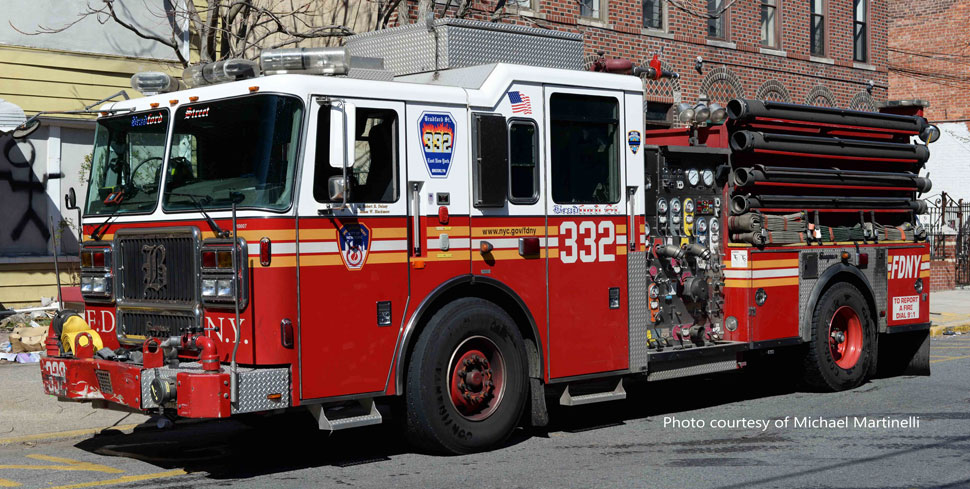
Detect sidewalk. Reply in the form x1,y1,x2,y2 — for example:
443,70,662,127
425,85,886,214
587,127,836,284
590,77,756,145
930,288,970,336
0,362,150,445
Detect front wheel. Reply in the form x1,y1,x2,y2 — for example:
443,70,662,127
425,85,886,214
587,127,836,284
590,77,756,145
405,298,528,454
802,282,875,391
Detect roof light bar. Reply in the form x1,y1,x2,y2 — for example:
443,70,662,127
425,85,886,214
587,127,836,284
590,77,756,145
130,72,178,96
260,47,350,76
182,59,259,88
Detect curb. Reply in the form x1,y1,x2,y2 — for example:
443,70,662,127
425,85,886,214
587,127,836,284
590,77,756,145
0,423,141,446
930,323,970,337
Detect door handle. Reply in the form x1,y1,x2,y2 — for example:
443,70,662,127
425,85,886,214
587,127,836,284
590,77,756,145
409,181,423,256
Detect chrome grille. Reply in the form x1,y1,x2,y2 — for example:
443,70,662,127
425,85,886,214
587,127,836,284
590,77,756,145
117,233,196,303
95,370,113,394
118,310,197,340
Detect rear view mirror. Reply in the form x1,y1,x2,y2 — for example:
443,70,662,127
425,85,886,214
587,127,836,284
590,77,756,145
65,187,77,210
12,118,40,139
328,175,351,202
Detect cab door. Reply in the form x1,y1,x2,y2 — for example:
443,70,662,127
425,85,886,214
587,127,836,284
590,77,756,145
543,88,629,379
297,97,409,400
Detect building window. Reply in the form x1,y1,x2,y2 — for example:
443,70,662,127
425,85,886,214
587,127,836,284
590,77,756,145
644,101,673,129
643,0,663,30
707,0,727,39
853,0,868,62
509,0,532,9
760,0,779,48
580,0,601,19
810,0,825,56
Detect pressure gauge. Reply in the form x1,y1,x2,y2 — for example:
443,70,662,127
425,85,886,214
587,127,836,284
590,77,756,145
672,214,682,225
709,218,720,243
657,198,668,214
649,284,660,299
687,168,700,186
670,198,681,214
696,217,708,234
684,199,695,213
702,169,715,187
644,221,651,236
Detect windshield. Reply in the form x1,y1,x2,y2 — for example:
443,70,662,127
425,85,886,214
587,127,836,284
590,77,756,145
85,110,169,215
162,94,304,212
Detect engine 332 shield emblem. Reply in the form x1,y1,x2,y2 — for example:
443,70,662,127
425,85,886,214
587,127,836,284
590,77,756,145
338,223,371,270
419,112,455,178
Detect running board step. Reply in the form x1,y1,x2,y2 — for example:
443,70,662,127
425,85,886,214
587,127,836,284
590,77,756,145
309,399,382,431
559,380,626,406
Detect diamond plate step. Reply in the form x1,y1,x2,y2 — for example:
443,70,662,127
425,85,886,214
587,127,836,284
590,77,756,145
559,379,626,406
309,399,383,431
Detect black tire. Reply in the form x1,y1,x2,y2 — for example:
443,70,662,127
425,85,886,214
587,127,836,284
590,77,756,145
405,298,528,454
802,282,875,391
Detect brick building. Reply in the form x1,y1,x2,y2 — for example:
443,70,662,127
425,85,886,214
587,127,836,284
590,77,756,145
887,0,970,291
401,0,886,122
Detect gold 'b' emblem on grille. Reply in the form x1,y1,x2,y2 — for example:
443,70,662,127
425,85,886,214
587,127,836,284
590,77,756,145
141,244,168,295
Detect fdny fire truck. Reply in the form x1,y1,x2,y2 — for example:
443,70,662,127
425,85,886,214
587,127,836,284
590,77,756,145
37,20,936,454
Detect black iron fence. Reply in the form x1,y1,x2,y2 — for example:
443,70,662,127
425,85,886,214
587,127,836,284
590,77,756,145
925,192,970,285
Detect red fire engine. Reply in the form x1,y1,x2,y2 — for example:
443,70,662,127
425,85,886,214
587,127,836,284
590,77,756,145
36,20,936,454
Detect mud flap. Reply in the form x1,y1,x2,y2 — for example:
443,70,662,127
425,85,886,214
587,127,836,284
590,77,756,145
902,330,931,376
877,330,931,377
530,377,549,428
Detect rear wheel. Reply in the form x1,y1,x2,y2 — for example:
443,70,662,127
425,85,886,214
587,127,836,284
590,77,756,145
405,298,528,454
802,282,874,391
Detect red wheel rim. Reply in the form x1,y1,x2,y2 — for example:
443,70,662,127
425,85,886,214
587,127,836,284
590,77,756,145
828,306,863,369
447,336,506,421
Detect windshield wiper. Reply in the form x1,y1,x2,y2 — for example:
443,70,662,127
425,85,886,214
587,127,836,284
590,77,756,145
167,192,228,238
90,190,126,241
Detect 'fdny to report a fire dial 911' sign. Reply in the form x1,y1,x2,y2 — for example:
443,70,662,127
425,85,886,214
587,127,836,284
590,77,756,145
419,112,455,178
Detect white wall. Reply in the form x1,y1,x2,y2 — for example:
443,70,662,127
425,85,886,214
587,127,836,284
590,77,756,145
922,122,970,205
0,0,188,61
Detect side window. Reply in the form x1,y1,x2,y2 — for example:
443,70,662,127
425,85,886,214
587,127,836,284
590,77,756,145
550,93,620,205
508,120,539,204
313,107,399,203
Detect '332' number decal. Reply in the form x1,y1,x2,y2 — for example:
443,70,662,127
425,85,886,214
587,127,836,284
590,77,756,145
560,221,615,263
423,131,452,153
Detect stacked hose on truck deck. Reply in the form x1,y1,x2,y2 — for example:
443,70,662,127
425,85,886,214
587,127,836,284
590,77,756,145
725,98,933,247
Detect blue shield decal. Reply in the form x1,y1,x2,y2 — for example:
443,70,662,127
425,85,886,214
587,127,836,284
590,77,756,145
419,112,456,178
628,130,641,154
338,223,371,270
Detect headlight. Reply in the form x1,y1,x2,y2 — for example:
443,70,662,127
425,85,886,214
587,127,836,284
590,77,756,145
217,279,234,298
92,277,106,293
80,277,93,293
202,279,217,297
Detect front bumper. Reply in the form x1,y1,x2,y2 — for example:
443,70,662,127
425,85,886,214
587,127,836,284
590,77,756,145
40,357,290,418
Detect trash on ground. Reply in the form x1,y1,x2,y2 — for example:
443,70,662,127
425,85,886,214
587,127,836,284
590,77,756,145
15,352,40,363
8,324,48,353
944,328,956,336
0,313,29,331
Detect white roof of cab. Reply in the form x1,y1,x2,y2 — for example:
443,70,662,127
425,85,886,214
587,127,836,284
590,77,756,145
107,63,642,114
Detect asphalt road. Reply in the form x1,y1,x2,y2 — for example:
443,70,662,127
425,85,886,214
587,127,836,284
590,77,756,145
2,335,969,489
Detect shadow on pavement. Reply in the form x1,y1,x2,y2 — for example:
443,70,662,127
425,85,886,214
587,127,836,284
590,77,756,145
73,363,813,481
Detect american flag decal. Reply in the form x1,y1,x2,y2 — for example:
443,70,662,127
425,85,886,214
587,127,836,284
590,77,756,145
508,91,532,115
